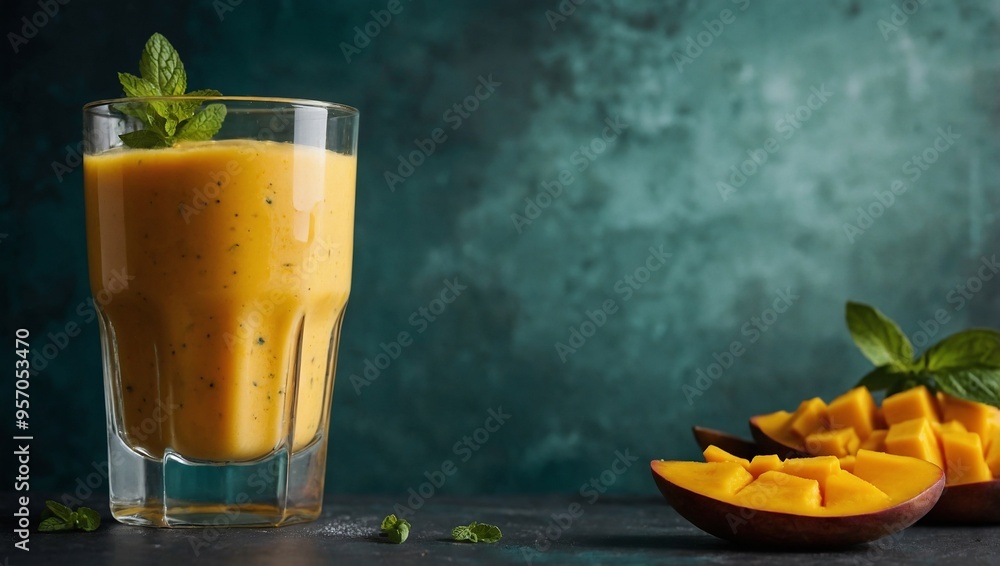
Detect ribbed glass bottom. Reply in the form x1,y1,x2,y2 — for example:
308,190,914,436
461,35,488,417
107,429,328,527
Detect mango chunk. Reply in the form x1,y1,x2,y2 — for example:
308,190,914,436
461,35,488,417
735,471,822,514
882,386,939,425
838,455,856,473
852,449,943,503
986,427,1000,477
702,445,751,470
782,456,841,492
937,392,1000,441
790,397,828,438
827,386,877,440
651,461,754,498
940,431,993,485
748,454,783,477
885,417,945,471
860,429,888,452
804,427,860,458
823,469,893,512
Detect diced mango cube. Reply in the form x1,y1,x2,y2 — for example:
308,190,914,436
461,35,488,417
860,429,888,452
940,431,993,485
937,392,1000,441
703,445,750,470
827,386,877,440
747,454,783,477
882,386,939,425
804,427,860,458
735,471,822,514
782,455,841,492
852,449,942,503
651,461,754,498
823,470,892,512
839,455,856,473
884,417,945,470
986,426,1000,477
790,397,828,439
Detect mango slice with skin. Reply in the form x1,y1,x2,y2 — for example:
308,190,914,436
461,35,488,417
882,386,940,425
702,445,750,470
827,386,877,440
940,431,993,485
885,417,945,471
805,427,860,458
790,397,828,438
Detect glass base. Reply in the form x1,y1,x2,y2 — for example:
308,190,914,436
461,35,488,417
108,430,328,527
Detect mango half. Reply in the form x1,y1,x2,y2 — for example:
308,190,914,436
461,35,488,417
749,386,1000,523
652,448,945,547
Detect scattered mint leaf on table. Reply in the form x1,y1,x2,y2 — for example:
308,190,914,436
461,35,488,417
452,521,502,543
38,500,101,532
380,514,410,544
114,33,225,148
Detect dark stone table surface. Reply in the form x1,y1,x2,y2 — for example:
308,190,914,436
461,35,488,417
3,494,999,565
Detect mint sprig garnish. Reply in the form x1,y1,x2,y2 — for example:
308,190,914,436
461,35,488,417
848,301,1000,407
451,521,502,543
114,33,225,149
38,500,101,532
380,514,410,544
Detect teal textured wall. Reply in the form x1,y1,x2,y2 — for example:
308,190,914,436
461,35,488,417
3,0,1000,497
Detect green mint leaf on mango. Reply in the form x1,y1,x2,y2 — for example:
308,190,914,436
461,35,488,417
380,514,400,531
932,367,1000,408
919,329,1000,371
75,507,101,532
38,517,72,532
44,500,73,522
170,89,223,122
855,365,904,392
120,130,170,149
139,33,186,96
175,103,227,142
846,301,914,370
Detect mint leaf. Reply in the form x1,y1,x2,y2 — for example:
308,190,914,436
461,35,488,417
44,500,73,522
115,33,225,149
75,507,101,532
846,301,914,369
175,103,226,142
855,365,906,392
380,514,410,544
139,33,186,96
119,130,169,149
919,329,1000,370
452,522,502,543
932,367,1000,409
38,517,72,532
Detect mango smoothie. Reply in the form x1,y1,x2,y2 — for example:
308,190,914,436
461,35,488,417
84,139,355,462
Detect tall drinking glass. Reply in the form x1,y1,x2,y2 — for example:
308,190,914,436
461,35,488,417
83,97,358,527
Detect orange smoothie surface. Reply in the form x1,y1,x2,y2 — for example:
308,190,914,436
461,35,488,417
84,139,356,461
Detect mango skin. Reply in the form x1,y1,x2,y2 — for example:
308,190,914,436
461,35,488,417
923,480,1000,524
748,414,1000,525
652,461,945,547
